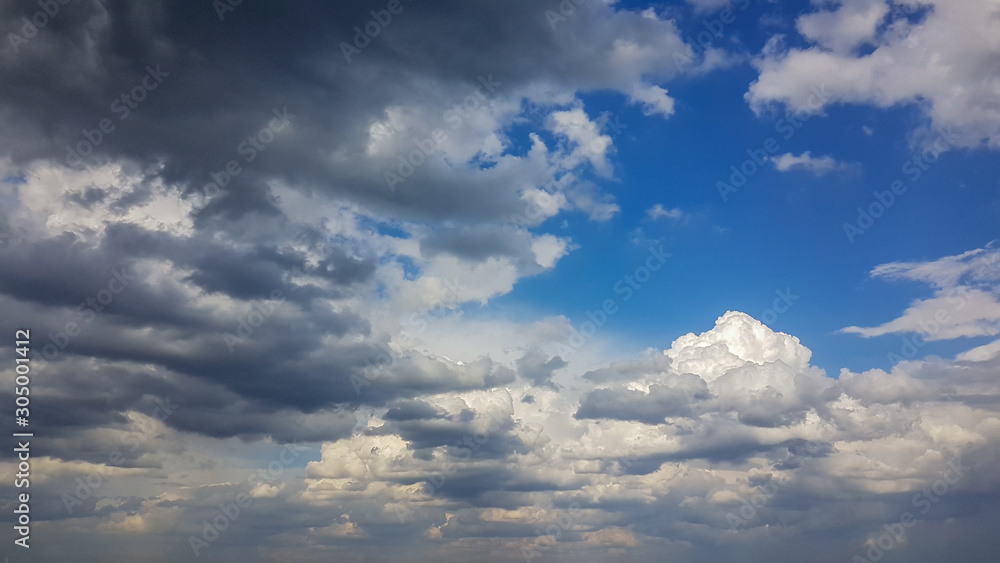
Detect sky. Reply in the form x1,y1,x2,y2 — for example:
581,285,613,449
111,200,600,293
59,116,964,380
0,0,999,561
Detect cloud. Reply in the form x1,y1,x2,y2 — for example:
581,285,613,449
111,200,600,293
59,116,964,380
629,83,676,118
6,306,1000,561
665,310,813,382
684,0,734,14
770,151,855,175
842,244,1000,340
795,0,890,54
575,373,711,424
747,0,1000,149
1,0,998,559
646,203,684,220
956,338,1000,363
547,107,615,176
280,309,1000,561
416,224,570,274
583,526,639,547
516,348,567,388
0,0,698,232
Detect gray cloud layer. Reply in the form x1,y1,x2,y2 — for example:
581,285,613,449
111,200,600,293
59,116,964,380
1,0,999,561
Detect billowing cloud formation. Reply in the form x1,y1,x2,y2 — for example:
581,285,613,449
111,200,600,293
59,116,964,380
747,0,1000,149
291,312,1000,563
0,0,697,227
0,0,999,561
0,0,707,469
6,303,1000,561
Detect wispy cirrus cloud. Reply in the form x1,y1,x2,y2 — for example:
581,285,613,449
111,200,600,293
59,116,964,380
842,244,1000,340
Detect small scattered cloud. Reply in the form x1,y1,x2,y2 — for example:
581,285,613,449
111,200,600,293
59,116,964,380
646,203,684,220
629,83,676,119
684,0,732,14
770,151,856,175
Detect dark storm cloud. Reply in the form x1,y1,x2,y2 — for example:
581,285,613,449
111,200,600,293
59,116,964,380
0,0,687,448
378,409,527,459
101,222,375,301
0,288,515,443
581,353,675,383
383,399,443,421
67,185,108,208
0,219,508,445
0,223,363,339
393,463,557,503
0,231,135,308
0,0,689,223
515,347,566,388
575,373,711,423
361,354,517,403
434,469,559,501
420,224,526,263
0,0,691,441
0,341,361,454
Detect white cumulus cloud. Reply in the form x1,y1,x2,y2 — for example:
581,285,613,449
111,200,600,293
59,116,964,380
747,0,1000,149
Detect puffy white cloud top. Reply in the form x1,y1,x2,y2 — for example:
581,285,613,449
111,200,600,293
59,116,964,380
284,309,1000,561
666,310,812,381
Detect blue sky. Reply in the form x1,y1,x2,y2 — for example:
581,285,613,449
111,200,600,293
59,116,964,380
484,2,1000,375
2,0,1000,561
